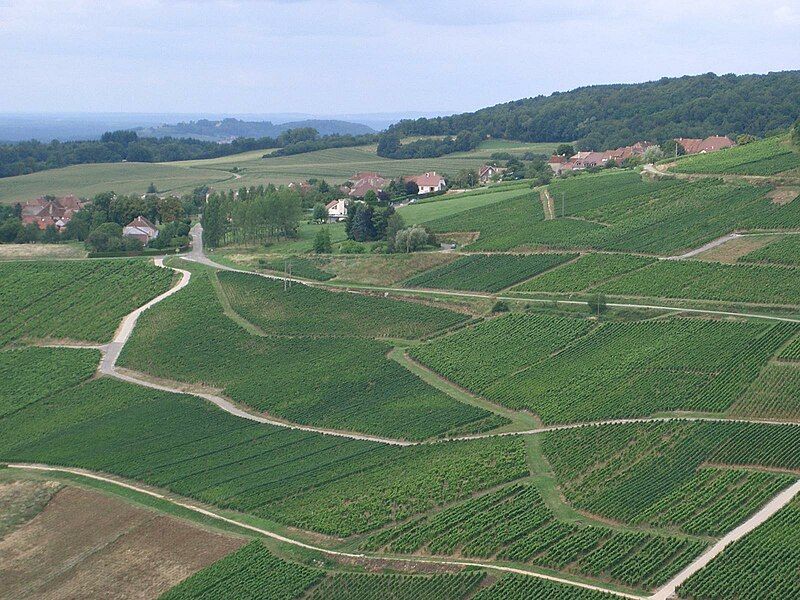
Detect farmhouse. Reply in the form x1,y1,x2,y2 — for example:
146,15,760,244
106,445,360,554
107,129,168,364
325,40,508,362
408,172,446,194
674,135,735,154
123,215,159,245
21,195,85,230
325,198,348,222
479,164,506,183
547,155,568,172
553,142,657,174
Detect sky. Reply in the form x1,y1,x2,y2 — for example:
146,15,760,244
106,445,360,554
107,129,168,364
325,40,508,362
1,0,798,116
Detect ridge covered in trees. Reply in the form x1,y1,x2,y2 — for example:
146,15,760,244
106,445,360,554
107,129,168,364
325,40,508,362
388,71,800,150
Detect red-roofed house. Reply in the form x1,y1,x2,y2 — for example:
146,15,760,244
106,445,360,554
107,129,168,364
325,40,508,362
123,215,159,245
675,136,735,155
408,172,446,194
479,164,506,183
547,155,568,173
20,195,86,231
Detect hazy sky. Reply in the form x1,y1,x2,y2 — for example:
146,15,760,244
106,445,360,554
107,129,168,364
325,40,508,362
1,0,798,115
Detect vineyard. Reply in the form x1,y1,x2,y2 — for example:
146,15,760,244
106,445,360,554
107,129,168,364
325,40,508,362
120,265,493,440
423,171,798,255
256,256,335,280
217,270,467,338
0,370,528,536
402,253,577,292
413,315,796,424
361,483,706,589
160,541,322,600
678,496,800,599
472,575,618,599
670,135,800,175
0,258,174,346
596,259,800,306
738,234,800,266
542,420,800,528
307,571,485,599
511,253,655,293
728,363,800,421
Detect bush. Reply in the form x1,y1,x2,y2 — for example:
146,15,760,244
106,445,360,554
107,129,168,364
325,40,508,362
491,300,510,313
338,240,367,254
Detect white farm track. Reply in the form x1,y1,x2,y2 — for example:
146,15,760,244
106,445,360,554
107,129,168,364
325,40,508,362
13,222,800,600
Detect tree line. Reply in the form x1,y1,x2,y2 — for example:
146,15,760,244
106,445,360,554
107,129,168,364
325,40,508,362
388,71,800,150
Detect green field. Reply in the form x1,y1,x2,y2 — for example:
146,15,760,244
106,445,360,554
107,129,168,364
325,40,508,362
402,253,577,292
423,171,800,255
0,258,174,345
542,420,800,527
738,234,800,266
411,314,797,424
678,496,800,599
119,261,496,440
670,135,800,175
362,482,706,590
0,142,551,204
398,183,533,224
596,259,800,306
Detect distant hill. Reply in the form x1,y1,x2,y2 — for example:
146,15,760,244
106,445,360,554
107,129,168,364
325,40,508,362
136,118,374,141
389,71,800,150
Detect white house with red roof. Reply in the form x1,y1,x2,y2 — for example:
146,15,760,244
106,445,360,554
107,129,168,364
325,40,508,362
123,215,159,245
325,198,349,222
479,164,506,183
408,172,446,194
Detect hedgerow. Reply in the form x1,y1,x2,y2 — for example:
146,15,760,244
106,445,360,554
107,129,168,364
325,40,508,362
402,253,577,292
0,258,173,346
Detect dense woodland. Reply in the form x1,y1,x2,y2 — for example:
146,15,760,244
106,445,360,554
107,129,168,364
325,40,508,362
389,71,800,149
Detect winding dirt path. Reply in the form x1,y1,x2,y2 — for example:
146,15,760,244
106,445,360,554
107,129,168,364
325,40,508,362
6,463,645,600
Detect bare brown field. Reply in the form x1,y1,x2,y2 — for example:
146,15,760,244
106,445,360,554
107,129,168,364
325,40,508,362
0,479,62,538
767,186,800,205
694,235,777,263
0,486,245,600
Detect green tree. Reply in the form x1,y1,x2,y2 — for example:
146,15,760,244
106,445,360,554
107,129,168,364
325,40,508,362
202,195,225,248
42,224,60,243
313,227,332,253
394,225,431,253
555,144,575,156
588,293,607,317
385,212,406,252
85,222,127,252
158,196,184,223
452,169,479,188
146,182,157,194
312,202,328,223
363,189,378,206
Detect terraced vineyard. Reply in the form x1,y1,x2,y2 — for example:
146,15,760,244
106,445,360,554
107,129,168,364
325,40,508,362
670,135,800,175
361,483,706,589
512,253,654,293
0,258,174,345
402,253,577,292
738,234,800,266
423,172,799,255
542,421,800,527
120,263,495,440
413,314,797,424
678,496,800,599
218,269,467,338
728,364,800,421
596,260,800,305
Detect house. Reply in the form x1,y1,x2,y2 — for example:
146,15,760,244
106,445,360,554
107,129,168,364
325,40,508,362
123,215,159,245
547,155,568,173
408,172,446,194
21,195,86,231
325,199,348,222
479,164,507,183
288,181,312,193
674,136,735,155
347,173,389,198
